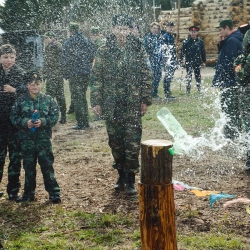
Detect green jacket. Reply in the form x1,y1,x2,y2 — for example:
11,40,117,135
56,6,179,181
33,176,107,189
43,41,62,78
90,33,152,121
10,92,59,140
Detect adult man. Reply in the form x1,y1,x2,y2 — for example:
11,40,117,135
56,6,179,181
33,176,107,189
161,21,177,100
143,22,162,99
90,14,152,195
179,26,206,94
43,31,67,124
61,22,96,130
213,19,243,140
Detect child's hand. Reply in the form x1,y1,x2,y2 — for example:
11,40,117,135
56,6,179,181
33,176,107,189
3,84,16,93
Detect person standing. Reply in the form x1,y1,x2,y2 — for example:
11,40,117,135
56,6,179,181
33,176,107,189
143,22,162,99
0,44,26,200
61,22,96,130
90,14,152,195
10,71,61,203
213,19,243,140
161,21,177,100
43,31,67,124
179,26,206,94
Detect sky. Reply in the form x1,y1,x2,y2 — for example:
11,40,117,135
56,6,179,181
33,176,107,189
0,0,4,6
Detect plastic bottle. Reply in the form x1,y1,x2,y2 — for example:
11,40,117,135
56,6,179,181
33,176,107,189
30,110,38,132
156,107,195,156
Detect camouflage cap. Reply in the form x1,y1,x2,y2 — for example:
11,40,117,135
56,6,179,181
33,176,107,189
42,31,56,38
215,19,233,28
68,22,79,32
91,26,100,35
24,70,42,84
112,14,132,27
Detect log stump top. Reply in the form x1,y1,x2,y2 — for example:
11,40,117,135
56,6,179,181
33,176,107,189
141,139,172,147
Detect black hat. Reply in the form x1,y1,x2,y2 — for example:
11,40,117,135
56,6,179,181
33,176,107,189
167,22,175,26
112,14,132,27
24,70,42,84
189,26,199,31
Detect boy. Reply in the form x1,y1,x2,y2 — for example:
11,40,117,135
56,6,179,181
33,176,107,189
10,70,61,203
0,44,26,200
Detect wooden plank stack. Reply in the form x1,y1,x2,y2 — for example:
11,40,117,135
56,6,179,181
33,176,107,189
158,0,250,64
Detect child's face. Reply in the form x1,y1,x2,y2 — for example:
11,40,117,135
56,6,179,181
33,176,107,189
0,53,16,70
27,81,41,95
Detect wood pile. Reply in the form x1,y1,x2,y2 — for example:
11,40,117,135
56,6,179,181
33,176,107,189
158,0,250,64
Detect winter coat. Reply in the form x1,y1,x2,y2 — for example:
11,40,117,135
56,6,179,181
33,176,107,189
43,41,63,78
161,31,177,66
234,30,250,86
213,29,243,88
90,33,152,122
10,92,59,141
143,32,162,60
179,37,206,66
0,64,26,129
61,32,96,79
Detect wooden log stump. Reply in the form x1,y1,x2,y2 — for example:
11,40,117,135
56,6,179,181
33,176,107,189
139,139,177,250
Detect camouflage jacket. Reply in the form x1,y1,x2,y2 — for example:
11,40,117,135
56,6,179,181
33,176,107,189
234,30,250,86
90,33,152,121
10,92,59,140
43,41,62,78
0,64,26,128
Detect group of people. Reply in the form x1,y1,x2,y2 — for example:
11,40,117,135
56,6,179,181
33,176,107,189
143,21,206,99
1,14,250,203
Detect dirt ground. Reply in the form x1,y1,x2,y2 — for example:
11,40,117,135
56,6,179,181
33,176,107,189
2,67,250,247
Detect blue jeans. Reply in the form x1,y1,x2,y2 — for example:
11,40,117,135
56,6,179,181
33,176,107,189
149,57,162,96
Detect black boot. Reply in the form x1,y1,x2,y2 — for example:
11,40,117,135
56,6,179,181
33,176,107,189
114,170,125,190
59,114,67,124
67,103,74,114
125,172,137,195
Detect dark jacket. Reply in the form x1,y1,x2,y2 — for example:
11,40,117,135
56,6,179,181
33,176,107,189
0,64,26,129
90,33,152,122
143,32,162,59
213,30,243,88
179,36,206,65
61,32,96,79
10,92,59,141
161,31,177,66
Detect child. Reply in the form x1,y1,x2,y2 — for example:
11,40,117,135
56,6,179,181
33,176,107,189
10,70,61,203
0,44,26,200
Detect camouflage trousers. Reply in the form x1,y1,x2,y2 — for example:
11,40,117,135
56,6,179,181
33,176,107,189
0,127,21,195
21,139,60,197
69,75,90,127
46,76,66,118
220,85,242,140
106,119,142,173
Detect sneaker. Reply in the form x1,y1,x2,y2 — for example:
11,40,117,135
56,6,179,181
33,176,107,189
16,196,35,203
49,195,61,203
164,94,176,100
8,194,19,201
152,95,160,100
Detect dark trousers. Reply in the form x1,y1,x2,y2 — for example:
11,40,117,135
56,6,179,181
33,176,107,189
149,57,162,96
21,139,60,197
69,75,90,127
185,63,201,90
220,85,242,140
163,63,176,94
46,76,66,118
0,127,21,195
106,119,142,173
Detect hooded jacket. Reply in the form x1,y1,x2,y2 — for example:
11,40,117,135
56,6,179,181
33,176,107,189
213,29,243,88
61,32,96,79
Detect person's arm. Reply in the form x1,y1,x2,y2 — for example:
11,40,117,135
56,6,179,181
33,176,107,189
90,47,104,116
200,40,206,67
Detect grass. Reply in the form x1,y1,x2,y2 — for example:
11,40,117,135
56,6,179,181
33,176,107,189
0,71,247,249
